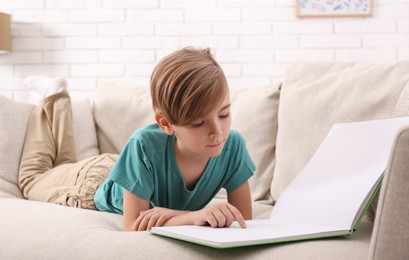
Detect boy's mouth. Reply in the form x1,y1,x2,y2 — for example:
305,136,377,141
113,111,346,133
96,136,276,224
207,140,225,148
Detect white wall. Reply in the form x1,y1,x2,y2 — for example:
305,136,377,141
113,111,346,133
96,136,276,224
0,0,408,101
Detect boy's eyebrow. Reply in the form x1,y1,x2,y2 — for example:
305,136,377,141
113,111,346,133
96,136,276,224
219,103,231,112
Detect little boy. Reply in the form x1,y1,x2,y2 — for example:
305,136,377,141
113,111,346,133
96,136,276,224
19,47,255,231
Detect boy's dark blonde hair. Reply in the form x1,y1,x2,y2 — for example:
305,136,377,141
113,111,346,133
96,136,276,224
150,47,228,126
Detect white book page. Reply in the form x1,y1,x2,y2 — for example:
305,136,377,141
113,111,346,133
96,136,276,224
270,117,409,230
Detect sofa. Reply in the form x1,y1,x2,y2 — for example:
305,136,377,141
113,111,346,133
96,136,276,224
1,62,409,259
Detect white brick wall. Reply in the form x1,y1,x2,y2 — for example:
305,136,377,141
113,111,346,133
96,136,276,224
0,0,408,99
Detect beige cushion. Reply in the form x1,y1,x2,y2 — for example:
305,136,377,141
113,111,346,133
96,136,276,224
93,82,155,154
271,62,409,202
0,96,33,198
230,84,280,202
94,83,281,203
393,79,409,116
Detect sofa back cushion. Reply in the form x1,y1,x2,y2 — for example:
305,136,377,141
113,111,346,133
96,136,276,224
93,82,280,203
0,96,33,198
393,80,409,117
230,84,280,202
93,82,155,154
271,62,409,203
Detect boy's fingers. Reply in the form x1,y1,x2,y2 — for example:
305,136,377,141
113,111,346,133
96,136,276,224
133,215,144,231
219,206,234,227
155,214,170,227
137,216,148,231
147,214,160,230
211,209,227,227
226,204,246,228
200,211,218,228
137,211,155,231
207,215,218,228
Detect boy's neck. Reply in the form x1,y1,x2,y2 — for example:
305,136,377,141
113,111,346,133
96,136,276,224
174,139,210,190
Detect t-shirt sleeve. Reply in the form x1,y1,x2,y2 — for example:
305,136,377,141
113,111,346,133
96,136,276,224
223,131,256,192
109,138,154,201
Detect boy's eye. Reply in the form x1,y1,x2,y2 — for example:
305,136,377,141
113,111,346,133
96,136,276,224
219,112,230,119
191,121,205,128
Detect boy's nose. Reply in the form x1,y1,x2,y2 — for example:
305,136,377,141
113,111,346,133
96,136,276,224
209,124,223,140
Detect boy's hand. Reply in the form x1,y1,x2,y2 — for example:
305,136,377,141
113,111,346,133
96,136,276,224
132,207,184,231
131,202,246,231
192,202,247,229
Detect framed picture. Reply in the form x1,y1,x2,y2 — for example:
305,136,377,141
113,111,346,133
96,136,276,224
296,0,373,18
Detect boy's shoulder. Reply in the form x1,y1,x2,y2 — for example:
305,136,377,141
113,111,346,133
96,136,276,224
130,124,170,149
224,129,245,148
228,129,244,139
228,129,242,138
132,123,162,137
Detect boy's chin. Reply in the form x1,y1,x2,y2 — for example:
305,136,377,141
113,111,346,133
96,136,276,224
207,148,224,158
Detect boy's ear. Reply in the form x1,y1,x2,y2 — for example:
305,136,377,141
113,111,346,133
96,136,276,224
155,112,175,136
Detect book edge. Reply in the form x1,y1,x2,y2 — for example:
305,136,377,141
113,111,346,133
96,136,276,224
150,228,353,249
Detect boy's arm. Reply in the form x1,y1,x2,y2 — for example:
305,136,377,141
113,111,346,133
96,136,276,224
124,182,251,231
160,182,252,228
123,189,150,231
227,181,252,220
123,190,191,231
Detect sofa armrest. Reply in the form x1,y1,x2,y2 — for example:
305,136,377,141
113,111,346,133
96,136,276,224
369,126,409,260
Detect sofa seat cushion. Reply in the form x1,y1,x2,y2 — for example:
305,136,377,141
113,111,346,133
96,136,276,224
272,62,409,202
1,198,373,259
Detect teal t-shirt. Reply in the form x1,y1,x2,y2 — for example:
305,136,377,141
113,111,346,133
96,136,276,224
94,124,255,214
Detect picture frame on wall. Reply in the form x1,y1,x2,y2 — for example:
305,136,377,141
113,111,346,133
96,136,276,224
296,0,374,18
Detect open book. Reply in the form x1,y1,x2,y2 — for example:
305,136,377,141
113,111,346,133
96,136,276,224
151,116,409,248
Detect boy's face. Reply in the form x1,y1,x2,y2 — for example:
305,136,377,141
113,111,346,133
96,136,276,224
172,92,231,160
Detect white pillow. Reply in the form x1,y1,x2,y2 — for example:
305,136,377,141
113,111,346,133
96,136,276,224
93,83,281,203
0,96,33,198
